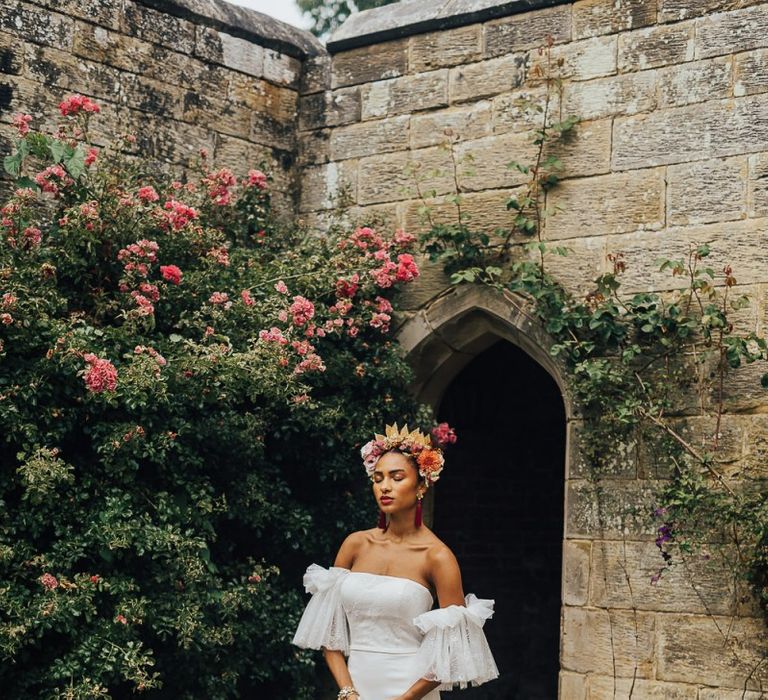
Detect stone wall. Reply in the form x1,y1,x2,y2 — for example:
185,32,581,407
4,0,768,696
298,1,768,697
0,0,322,219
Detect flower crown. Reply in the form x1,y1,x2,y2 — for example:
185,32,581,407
361,422,456,484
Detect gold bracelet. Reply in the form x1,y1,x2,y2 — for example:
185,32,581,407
337,686,359,700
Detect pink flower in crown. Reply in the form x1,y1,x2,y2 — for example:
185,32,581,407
361,440,383,475
431,422,457,447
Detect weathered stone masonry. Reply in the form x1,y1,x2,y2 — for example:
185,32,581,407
4,0,768,697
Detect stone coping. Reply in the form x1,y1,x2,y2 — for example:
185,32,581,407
137,0,324,58
327,0,574,53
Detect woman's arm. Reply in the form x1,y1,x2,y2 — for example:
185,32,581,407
320,533,362,698
393,545,465,700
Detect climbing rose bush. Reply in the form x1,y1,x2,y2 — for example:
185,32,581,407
0,98,423,698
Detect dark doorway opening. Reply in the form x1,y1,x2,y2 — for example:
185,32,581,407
434,339,566,699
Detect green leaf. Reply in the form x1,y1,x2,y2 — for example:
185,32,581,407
65,145,86,179
49,140,66,163
3,153,21,177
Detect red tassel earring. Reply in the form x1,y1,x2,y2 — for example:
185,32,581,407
378,511,388,531
415,494,423,527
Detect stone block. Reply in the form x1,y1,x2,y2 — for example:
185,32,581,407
402,187,519,235
544,117,612,179
230,75,297,122
748,151,768,216
410,101,492,149
656,613,768,687
698,690,767,700
660,0,765,23
262,49,301,88
719,358,768,414
559,671,587,700
0,30,23,75
409,25,481,72
298,87,361,131
667,156,748,226
329,115,410,161
298,129,330,166
449,54,528,104
533,234,609,296
122,1,195,55
300,160,358,213
181,91,251,140
33,0,122,31
618,22,695,73
567,420,639,479
744,414,768,481
251,112,295,152
563,539,591,606
492,86,557,135
0,1,73,49
564,70,657,121
695,4,768,59
361,70,448,120
573,0,657,40
589,541,749,616
545,168,665,240
454,131,535,192
331,39,407,89
123,111,216,166
214,133,281,178
195,26,264,78
612,94,768,171
735,48,768,97
657,56,732,109
605,219,768,294
357,146,454,205
72,22,232,96
22,44,123,105
300,52,330,95
530,36,617,83
566,479,659,540
588,676,697,699
561,606,656,677
484,4,572,58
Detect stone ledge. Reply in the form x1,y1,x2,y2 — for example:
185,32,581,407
327,0,575,53
136,0,323,58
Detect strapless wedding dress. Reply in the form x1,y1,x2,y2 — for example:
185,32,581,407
292,564,499,700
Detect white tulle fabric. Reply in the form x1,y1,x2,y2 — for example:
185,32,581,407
291,564,350,653
292,564,498,698
413,593,499,690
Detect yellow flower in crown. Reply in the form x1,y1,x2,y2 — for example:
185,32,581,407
360,422,453,484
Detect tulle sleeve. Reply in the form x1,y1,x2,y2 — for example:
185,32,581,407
291,564,350,654
412,593,499,690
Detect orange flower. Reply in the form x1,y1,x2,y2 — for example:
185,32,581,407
417,449,444,474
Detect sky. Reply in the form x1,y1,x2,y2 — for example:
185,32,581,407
223,0,313,29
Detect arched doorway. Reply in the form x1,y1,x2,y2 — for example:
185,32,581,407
398,286,569,699
435,339,565,699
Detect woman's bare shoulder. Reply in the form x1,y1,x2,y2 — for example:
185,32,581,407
424,531,459,567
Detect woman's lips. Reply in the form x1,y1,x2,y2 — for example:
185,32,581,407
380,497,394,504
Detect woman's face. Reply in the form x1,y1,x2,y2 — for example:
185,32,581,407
372,450,424,513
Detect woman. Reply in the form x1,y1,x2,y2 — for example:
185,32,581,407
292,424,499,700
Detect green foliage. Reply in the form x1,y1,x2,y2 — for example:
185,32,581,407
0,102,424,697
297,0,400,37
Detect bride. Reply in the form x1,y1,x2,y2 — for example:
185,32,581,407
292,424,499,700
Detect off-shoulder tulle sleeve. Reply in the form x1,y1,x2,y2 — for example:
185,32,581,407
291,564,350,654
412,593,499,690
